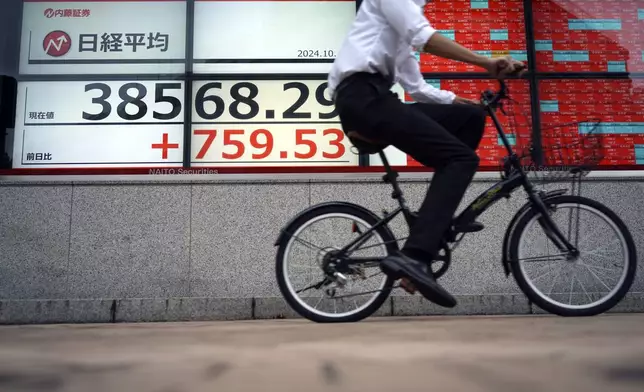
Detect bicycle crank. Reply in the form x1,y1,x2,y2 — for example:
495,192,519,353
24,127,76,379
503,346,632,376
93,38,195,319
430,241,452,279
400,243,452,295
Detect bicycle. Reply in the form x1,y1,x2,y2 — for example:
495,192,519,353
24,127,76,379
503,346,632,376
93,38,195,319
273,79,637,323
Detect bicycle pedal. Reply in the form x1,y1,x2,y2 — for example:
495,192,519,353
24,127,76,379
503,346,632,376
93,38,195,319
400,278,417,294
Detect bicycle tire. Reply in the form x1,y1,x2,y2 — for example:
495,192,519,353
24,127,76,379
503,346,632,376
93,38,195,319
275,203,397,323
509,195,637,316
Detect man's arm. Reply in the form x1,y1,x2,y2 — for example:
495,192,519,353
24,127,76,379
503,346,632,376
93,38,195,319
421,34,492,72
396,51,482,105
380,0,525,76
396,51,455,104
419,29,526,76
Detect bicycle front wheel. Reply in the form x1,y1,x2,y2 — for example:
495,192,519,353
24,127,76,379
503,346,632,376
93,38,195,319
275,203,397,323
509,195,637,316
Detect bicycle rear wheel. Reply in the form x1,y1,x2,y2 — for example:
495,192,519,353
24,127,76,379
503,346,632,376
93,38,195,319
275,203,397,323
509,195,636,316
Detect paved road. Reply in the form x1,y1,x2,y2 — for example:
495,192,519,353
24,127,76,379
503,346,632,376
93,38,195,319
0,314,643,392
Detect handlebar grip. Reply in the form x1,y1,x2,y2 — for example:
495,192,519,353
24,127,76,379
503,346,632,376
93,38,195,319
484,62,526,106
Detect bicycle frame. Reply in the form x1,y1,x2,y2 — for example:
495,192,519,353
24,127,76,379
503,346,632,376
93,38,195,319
337,90,579,267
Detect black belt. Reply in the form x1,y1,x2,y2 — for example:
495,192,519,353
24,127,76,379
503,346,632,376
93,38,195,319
333,72,393,101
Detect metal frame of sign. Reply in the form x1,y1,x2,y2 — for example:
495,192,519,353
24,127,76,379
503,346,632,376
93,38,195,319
2,0,644,178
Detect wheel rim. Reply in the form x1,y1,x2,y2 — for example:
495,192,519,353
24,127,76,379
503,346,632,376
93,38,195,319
517,202,629,310
282,212,390,319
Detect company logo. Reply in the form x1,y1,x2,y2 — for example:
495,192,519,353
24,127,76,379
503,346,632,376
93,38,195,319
43,31,72,57
44,8,91,18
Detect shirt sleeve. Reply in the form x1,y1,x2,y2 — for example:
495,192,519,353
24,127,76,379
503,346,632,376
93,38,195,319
379,0,437,51
395,51,456,104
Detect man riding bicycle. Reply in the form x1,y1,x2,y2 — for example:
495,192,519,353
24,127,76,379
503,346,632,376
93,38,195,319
328,0,526,308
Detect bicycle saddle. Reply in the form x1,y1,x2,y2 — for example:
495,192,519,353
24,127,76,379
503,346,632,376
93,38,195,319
347,131,389,154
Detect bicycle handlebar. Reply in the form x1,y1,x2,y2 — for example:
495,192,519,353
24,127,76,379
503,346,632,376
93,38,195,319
481,63,527,108
483,80,507,107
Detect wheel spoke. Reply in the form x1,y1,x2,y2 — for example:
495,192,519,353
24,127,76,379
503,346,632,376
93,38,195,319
575,272,593,303
582,247,621,260
290,234,325,252
530,266,557,283
582,263,612,291
579,262,620,284
290,264,321,270
581,252,621,264
575,231,595,251
346,238,404,253
348,280,360,310
579,262,621,274
296,277,327,294
584,239,620,254
347,229,377,253
547,263,564,296
517,254,567,263
329,288,388,299
313,296,324,309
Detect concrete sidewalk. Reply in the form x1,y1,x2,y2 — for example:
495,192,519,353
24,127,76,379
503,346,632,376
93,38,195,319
0,314,643,392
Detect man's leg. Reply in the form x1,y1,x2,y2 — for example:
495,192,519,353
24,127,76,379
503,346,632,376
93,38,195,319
409,103,487,151
384,113,479,307
407,101,487,229
398,103,486,272
335,77,479,308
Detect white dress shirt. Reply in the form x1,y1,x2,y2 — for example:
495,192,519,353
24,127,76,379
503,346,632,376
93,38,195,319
328,0,456,104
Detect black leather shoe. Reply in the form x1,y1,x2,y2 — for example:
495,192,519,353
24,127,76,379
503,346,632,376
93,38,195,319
453,221,485,233
380,253,457,308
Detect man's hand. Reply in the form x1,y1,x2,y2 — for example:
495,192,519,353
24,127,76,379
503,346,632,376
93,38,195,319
422,34,526,78
453,96,480,106
484,56,527,78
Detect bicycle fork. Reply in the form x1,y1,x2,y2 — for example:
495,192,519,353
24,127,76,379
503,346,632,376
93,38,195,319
528,190,579,257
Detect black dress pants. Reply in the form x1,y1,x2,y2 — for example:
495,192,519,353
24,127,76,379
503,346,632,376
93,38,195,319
334,72,486,261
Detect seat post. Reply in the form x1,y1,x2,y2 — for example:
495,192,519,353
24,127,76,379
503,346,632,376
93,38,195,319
378,151,406,205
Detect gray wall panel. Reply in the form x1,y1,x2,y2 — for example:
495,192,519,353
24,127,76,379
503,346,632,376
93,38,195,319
67,185,192,299
190,183,309,298
0,185,72,299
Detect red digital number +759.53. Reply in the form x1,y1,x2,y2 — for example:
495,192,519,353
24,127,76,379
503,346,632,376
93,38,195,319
193,128,346,160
